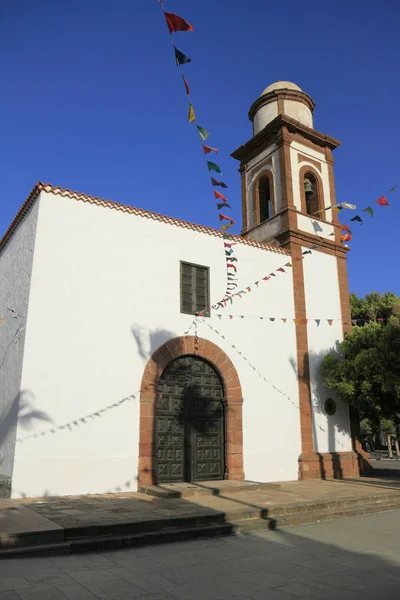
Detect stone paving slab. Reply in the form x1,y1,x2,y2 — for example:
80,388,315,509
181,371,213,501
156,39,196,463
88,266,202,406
1,511,400,598
1,476,400,535
0,500,63,541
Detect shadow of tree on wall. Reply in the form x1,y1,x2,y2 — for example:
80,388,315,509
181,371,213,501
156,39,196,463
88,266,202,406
0,390,52,475
131,324,177,362
289,346,356,479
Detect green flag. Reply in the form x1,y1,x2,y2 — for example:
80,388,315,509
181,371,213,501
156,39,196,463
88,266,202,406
363,206,374,217
197,125,210,141
207,161,221,174
174,46,191,66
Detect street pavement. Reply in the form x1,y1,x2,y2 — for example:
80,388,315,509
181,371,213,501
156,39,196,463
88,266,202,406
1,510,400,599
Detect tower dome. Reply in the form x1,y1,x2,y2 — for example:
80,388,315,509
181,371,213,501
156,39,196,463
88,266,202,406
249,80,316,135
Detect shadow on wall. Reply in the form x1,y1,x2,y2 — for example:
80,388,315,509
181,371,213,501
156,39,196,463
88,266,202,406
131,324,177,362
289,346,355,479
0,390,52,495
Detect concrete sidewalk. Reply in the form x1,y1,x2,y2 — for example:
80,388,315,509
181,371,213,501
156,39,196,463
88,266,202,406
1,475,400,556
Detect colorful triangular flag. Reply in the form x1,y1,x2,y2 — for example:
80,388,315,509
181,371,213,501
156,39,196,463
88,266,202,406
182,75,190,95
203,144,218,154
207,161,221,174
188,103,195,123
197,125,210,140
174,46,191,66
376,195,390,206
277,267,285,273
214,190,228,202
363,206,374,217
220,213,234,224
217,202,231,210
350,215,362,223
327,319,333,326
211,178,228,188
165,12,194,34
340,203,357,210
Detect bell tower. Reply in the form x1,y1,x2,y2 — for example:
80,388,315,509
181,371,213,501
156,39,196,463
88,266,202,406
231,80,343,250
232,81,364,480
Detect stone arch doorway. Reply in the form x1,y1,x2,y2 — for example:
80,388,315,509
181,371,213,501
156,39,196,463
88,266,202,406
157,355,225,483
139,335,244,487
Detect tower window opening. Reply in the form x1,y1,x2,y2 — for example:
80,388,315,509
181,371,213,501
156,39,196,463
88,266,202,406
258,176,272,223
304,173,320,216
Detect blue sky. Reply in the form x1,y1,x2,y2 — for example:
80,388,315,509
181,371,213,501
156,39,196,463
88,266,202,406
1,0,399,296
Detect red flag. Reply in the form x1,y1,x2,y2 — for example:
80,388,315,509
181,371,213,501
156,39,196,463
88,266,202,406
262,276,270,281
277,267,285,273
376,195,390,206
203,144,218,154
327,319,333,326
226,263,237,272
341,224,352,234
214,190,228,202
219,213,234,223
341,233,352,242
182,75,190,95
164,12,194,34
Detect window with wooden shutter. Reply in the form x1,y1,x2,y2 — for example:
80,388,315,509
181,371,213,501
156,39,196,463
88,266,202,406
180,262,210,315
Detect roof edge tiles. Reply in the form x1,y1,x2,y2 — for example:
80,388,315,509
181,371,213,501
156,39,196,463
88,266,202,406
0,182,289,256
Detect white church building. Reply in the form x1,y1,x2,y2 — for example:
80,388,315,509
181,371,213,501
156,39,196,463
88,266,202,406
0,81,364,498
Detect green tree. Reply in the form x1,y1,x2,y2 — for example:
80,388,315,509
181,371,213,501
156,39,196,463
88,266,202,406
350,292,400,323
320,318,400,423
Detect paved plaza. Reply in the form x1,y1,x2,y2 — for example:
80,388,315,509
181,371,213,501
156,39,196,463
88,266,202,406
0,509,400,599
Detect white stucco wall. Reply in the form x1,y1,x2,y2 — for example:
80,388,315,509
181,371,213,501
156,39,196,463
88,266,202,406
283,100,313,128
253,101,279,135
302,249,352,453
0,201,39,478
11,191,302,497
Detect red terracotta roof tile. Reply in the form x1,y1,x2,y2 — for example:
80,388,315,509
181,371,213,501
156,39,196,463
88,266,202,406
0,182,289,256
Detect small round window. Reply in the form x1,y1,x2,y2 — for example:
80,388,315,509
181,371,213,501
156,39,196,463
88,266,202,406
324,398,337,416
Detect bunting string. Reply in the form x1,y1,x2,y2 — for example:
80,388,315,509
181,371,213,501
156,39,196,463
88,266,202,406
156,1,240,301
16,394,136,443
201,317,347,449
197,179,397,317
320,184,398,246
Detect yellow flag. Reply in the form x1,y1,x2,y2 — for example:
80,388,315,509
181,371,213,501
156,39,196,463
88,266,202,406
0,319,4,323
188,103,196,123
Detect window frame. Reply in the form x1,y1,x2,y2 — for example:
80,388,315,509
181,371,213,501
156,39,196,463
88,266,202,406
180,260,210,317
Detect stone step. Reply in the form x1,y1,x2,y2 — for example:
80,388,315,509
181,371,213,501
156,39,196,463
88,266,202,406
139,480,280,499
0,521,234,559
2,492,400,558
222,493,400,523
232,500,400,532
263,492,400,517
64,512,227,540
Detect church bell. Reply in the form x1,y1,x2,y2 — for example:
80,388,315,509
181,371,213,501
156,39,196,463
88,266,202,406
304,180,313,194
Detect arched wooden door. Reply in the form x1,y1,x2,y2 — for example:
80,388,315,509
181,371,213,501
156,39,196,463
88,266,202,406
156,355,225,483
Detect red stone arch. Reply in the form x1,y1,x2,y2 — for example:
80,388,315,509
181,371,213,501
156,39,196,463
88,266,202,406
138,335,244,486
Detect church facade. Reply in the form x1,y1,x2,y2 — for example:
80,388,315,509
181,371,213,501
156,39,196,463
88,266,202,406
0,81,363,498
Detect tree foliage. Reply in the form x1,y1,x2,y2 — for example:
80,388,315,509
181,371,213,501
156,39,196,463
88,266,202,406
320,318,400,421
350,292,400,322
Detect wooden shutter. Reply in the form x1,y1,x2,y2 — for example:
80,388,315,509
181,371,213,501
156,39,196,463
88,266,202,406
180,262,209,315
